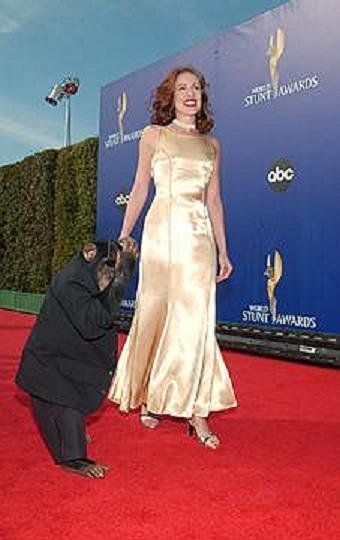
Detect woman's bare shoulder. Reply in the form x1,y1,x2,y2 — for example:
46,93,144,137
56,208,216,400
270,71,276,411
206,134,220,152
141,125,162,151
142,124,161,139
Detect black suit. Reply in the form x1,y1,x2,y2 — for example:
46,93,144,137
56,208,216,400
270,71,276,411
16,250,135,463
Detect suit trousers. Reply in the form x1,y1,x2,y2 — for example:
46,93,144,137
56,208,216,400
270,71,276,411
31,395,86,463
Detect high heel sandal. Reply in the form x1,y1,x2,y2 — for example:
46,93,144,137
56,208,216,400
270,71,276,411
140,408,160,429
187,420,220,450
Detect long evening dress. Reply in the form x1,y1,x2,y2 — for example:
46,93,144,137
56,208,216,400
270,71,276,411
108,126,237,417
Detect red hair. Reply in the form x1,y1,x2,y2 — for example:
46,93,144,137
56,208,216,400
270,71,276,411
150,66,214,134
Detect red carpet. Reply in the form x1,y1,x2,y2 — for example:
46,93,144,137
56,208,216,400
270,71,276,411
0,309,339,540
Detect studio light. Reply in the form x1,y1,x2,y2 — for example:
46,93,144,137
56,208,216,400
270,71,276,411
45,76,80,146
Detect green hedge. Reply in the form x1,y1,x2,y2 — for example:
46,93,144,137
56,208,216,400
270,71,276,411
0,137,98,293
52,138,98,274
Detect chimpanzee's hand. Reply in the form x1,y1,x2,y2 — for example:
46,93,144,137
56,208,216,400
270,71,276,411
118,236,139,259
108,237,138,302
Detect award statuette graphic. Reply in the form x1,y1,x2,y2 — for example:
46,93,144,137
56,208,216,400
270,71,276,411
265,250,283,322
117,92,127,143
267,28,285,96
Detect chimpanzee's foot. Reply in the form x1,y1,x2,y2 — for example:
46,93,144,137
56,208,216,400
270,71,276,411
59,458,109,478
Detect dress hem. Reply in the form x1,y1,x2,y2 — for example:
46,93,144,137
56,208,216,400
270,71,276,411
108,396,238,418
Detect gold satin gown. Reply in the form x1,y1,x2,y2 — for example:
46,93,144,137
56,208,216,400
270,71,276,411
108,127,237,418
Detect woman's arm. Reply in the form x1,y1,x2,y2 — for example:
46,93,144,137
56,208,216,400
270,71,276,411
119,126,158,238
206,137,233,282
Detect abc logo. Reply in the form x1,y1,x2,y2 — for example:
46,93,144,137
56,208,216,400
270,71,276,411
267,158,295,192
114,192,130,211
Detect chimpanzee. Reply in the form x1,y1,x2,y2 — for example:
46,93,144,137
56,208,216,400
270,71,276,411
16,237,138,478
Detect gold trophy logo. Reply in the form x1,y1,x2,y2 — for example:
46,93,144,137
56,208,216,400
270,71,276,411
267,27,285,96
265,250,283,322
117,91,127,143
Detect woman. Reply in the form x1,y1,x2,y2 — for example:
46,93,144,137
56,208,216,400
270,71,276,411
109,66,237,449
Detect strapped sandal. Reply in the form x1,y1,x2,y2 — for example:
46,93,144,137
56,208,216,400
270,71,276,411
140,409,160,429
187,421,220,450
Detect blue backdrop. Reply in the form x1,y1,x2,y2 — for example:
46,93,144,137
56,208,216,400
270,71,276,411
97,0,340,335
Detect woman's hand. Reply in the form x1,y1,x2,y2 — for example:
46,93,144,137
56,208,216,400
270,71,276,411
216,253,233,283
118,236,139,259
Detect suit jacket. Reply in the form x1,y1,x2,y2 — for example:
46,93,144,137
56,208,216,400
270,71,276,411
16,251,135,414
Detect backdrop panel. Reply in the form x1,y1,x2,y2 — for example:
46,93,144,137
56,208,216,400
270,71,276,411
97,0,340,336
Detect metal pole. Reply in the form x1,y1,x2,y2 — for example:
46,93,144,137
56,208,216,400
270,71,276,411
64,96,71,146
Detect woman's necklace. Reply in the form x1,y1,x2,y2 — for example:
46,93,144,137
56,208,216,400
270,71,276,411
172,118,196,131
